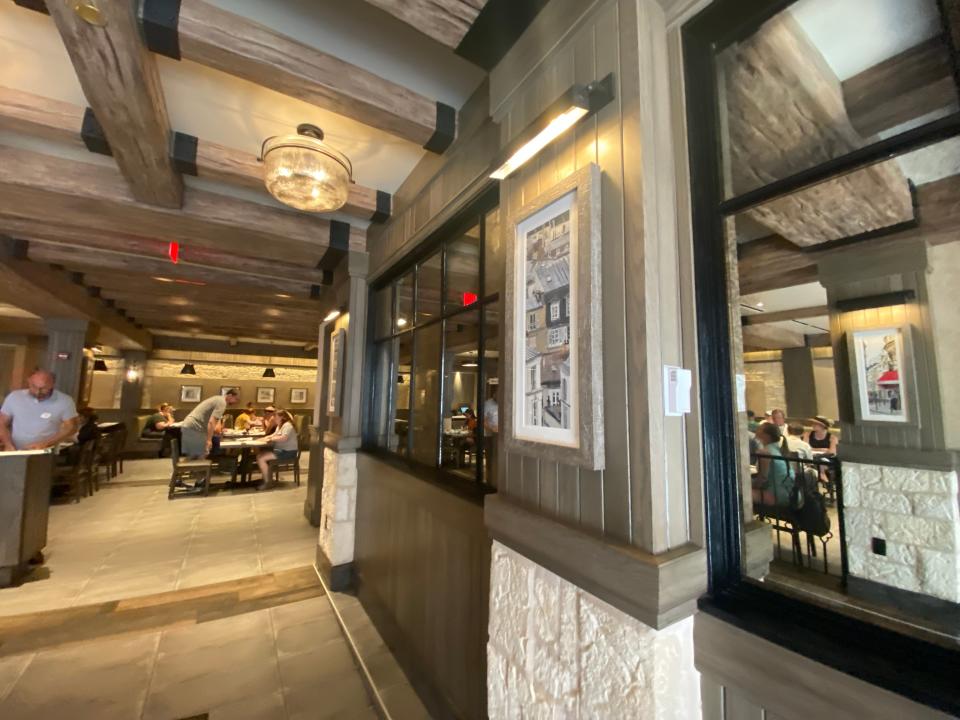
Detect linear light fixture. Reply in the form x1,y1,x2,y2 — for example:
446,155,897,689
490,73,615,181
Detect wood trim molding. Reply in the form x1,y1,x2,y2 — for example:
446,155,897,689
695,612,953,720
484,494,707,629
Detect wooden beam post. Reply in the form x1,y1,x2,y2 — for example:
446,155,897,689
44,0,183,208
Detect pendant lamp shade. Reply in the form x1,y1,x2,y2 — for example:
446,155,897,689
93,359,108,372
262,367,276,378
261,124,352,213
180,363,197,375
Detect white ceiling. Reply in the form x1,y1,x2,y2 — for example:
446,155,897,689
790,0,943,81
0,1,485,198
741,282,829,336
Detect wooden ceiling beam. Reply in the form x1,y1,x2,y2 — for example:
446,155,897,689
1,219,331,288
142,0,456,152
0,238,152,350
0,145,364,266
360,0,489,49
44,0,183,208
741,305,829,326
0,87,390,224
842,36,955,138
96,289,324,318
721,13,914,246
86,275,331,308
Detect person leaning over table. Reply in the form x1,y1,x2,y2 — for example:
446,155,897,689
255,408,298,488
0,369,79,451
179,388,239,459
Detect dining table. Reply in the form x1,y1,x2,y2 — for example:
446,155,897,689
218,432,269,485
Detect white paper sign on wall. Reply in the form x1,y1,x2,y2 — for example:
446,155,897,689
736,373,747,413
663,365,692,417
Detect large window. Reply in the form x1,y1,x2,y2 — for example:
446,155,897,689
367,189,501,487
686,0,960,711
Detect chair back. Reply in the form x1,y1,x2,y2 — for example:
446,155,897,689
171,438,182,471
221,414,234,429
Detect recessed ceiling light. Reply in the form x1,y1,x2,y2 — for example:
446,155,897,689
397,317,408,327
153,276,174,283
276,293,292,299
462,362,478,368
756,301,765,308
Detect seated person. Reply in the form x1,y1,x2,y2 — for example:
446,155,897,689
805,415,838,455
76,407,101,445
235,403,259,431
751,422,794,510
142,403,174,437
746,410,760,432
784,423,813,460
261,405,277,435
256,408,298,487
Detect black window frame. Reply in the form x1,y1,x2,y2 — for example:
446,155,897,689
364,186,501,495
683,0,960,713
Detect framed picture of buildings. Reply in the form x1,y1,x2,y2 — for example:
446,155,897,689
180,385,202,403
327,329,345,416
290,388,308,404
257,387,275,404
849,326,915,424
503,163,604,470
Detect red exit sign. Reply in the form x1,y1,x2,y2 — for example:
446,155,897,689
462,291,478,306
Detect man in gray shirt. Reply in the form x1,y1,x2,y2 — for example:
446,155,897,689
179,389,239,457
0,369,79,451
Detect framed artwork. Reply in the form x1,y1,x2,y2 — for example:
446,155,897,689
180,385,202,403
502,163,605,470
849,326,914,424
290,388,308,404
220,385,239,396
327,329,345,416
257,387,275,404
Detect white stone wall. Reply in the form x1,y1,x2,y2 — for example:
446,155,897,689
319,448,358,567
843,462,960,603
488,541,700,719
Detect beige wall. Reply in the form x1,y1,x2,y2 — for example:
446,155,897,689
927,242,960,450
0,335,46,398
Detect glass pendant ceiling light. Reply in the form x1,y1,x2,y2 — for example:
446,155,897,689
260,124,353,213
93,359,108,372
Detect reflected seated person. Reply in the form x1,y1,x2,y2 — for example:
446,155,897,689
751,421,795,514
256,408,298,488
235,403,259,432
142,402,175,457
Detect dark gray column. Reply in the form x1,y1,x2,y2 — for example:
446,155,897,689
781,347,817,420
339,251,369,446
43,318,88,399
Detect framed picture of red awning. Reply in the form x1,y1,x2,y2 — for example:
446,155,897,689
849,326,915,425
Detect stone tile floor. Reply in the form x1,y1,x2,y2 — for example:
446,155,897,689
0,456,378,719
0,457,319,617
0,596,376,720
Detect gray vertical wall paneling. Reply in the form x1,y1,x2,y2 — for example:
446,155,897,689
572,15,605,535
507,451,524,499
522,454,541,507
912,271,945,449
557,461,581,523
539,459,560,514
723,686,765,720
700,675,725,720
595,0,633,544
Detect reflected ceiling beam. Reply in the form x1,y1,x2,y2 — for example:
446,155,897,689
741,305,828,326
44,0,183,208
1,218,332,289
842,36,955,138
141,0,456,152
361,0,489,49
0,145,364,266
742,324,805,351
0,87,390,224
0,238,152,350
721,13,914,246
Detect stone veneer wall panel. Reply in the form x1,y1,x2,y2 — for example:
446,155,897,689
488,541,700,719
843,461,960,602
319,447,358,568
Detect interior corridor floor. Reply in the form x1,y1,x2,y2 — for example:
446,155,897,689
0,456,378,719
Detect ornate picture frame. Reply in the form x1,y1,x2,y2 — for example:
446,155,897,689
502,163,604,470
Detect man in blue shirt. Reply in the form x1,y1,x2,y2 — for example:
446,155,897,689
0,369,79,451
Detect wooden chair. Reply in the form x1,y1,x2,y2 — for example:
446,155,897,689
168,438,213,499
52,440,96,503
267,450,301,486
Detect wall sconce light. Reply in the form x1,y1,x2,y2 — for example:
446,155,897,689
263,367,276,378
490,73,615,181
125,368,141,382
180,363,197,375
93,359,108,372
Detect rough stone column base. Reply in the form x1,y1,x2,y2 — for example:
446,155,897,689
487,541,700,718
315,447,358,592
